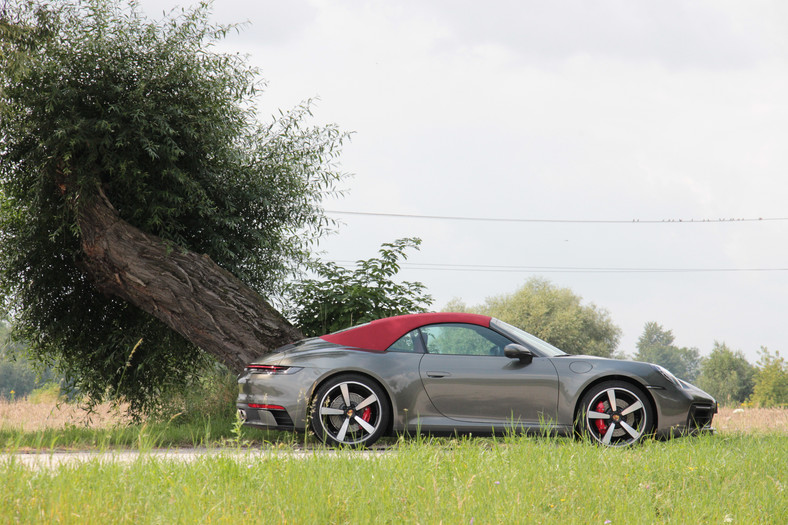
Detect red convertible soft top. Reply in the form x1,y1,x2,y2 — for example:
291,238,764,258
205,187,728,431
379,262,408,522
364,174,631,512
319,312,492,352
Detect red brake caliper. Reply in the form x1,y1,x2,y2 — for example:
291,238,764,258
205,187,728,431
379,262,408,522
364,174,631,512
594,401,608,433
361,407,372,422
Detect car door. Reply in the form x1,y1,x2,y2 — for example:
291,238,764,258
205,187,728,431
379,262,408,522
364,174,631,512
417,323,559,424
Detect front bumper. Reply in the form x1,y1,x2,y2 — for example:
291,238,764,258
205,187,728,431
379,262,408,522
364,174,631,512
649,380,718,439
684,402,717,434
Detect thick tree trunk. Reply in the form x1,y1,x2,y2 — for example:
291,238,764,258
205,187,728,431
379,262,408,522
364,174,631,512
76,188,303,373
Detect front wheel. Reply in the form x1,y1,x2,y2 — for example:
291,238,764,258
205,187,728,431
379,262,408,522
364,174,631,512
577,381,654,447
310,374,390,448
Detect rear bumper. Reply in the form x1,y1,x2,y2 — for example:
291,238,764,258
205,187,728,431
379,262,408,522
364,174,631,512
237,403,295,430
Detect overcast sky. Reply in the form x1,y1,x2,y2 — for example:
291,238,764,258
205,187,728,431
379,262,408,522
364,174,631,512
139,0,788,362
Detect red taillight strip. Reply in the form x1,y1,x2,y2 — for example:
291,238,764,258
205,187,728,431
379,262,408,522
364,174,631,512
248,403,286,411
245,365,302,375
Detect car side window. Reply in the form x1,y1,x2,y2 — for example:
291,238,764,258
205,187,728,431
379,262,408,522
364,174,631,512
419,324,512,356
387,329,422,353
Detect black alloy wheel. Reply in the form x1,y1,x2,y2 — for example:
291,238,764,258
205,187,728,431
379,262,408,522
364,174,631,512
578,380,654,446
310,374,390,447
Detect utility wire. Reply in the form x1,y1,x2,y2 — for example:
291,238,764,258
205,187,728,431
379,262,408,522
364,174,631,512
328,260,788,274
325,210,788,224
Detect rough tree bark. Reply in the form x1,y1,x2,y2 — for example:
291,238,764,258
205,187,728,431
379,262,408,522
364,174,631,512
76,187,304,373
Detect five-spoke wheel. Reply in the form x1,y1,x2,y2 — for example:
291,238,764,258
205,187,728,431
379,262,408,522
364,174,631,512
578,381,654,447
311,374,390,447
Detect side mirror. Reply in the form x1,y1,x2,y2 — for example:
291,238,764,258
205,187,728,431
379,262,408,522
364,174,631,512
504,343,534,364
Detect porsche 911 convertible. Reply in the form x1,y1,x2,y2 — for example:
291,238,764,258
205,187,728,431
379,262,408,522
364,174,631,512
237,312,716,447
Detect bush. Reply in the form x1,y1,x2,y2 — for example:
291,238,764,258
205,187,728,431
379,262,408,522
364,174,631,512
150,364,238,425
697,342,755,406
28,382,63,404
0,356,60,400
287,238,433,336
749,347,788,407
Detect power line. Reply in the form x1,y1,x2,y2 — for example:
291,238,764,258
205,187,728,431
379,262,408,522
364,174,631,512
328,260,788,274
325,210,788,225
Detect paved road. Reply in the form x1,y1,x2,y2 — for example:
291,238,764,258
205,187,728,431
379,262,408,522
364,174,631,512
4,447,385,470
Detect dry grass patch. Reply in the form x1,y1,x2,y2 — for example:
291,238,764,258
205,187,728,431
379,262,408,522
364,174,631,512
715,406,788,434
0,398,130,431
2,399,786,435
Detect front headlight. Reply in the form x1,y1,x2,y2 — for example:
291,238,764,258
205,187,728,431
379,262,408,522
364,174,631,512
653,364,686,389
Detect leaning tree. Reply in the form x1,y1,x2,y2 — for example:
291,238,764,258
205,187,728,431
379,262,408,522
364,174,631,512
0,0,346,411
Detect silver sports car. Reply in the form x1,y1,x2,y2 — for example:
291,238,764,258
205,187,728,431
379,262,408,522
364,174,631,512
237,313,717,447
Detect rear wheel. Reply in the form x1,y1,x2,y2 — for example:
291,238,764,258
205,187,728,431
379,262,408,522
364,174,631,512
577,381,654,447
310,374,390,448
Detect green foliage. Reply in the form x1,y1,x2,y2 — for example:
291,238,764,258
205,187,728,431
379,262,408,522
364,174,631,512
27,382,63,404
442,297,470,313
0,359,61,401
0,358,37,400
464,277,621,357
0,319,59,399
287,238,433,336
749,347,788,407
152,365,239,425
0,1,345,412
634,322,700,382
0,317,22,356
697,342,755,406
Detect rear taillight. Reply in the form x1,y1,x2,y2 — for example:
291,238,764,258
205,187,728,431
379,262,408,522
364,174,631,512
245,365,301,375
248,403,286,410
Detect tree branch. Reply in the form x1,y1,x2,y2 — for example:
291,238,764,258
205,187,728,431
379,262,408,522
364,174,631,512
77,187,303,373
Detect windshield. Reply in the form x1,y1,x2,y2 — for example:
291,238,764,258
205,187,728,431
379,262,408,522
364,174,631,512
490,318,568,357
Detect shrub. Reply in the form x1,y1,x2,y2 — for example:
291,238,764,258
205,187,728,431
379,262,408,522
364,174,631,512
28,382,64,404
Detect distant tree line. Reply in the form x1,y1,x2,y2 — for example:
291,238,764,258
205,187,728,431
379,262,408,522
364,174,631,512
0,319,60,399
633,321,787,407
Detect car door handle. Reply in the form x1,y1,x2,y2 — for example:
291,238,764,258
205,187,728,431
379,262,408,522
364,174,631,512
426,371,451,378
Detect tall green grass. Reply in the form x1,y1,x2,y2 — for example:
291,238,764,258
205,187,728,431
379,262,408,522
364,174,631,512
2,433,785,523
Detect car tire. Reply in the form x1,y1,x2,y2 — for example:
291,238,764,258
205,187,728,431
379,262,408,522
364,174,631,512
577,380,654,447
310,374,390,448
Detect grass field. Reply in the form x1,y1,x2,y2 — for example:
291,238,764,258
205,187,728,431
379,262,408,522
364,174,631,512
2,433,786,523
1,400,786,523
